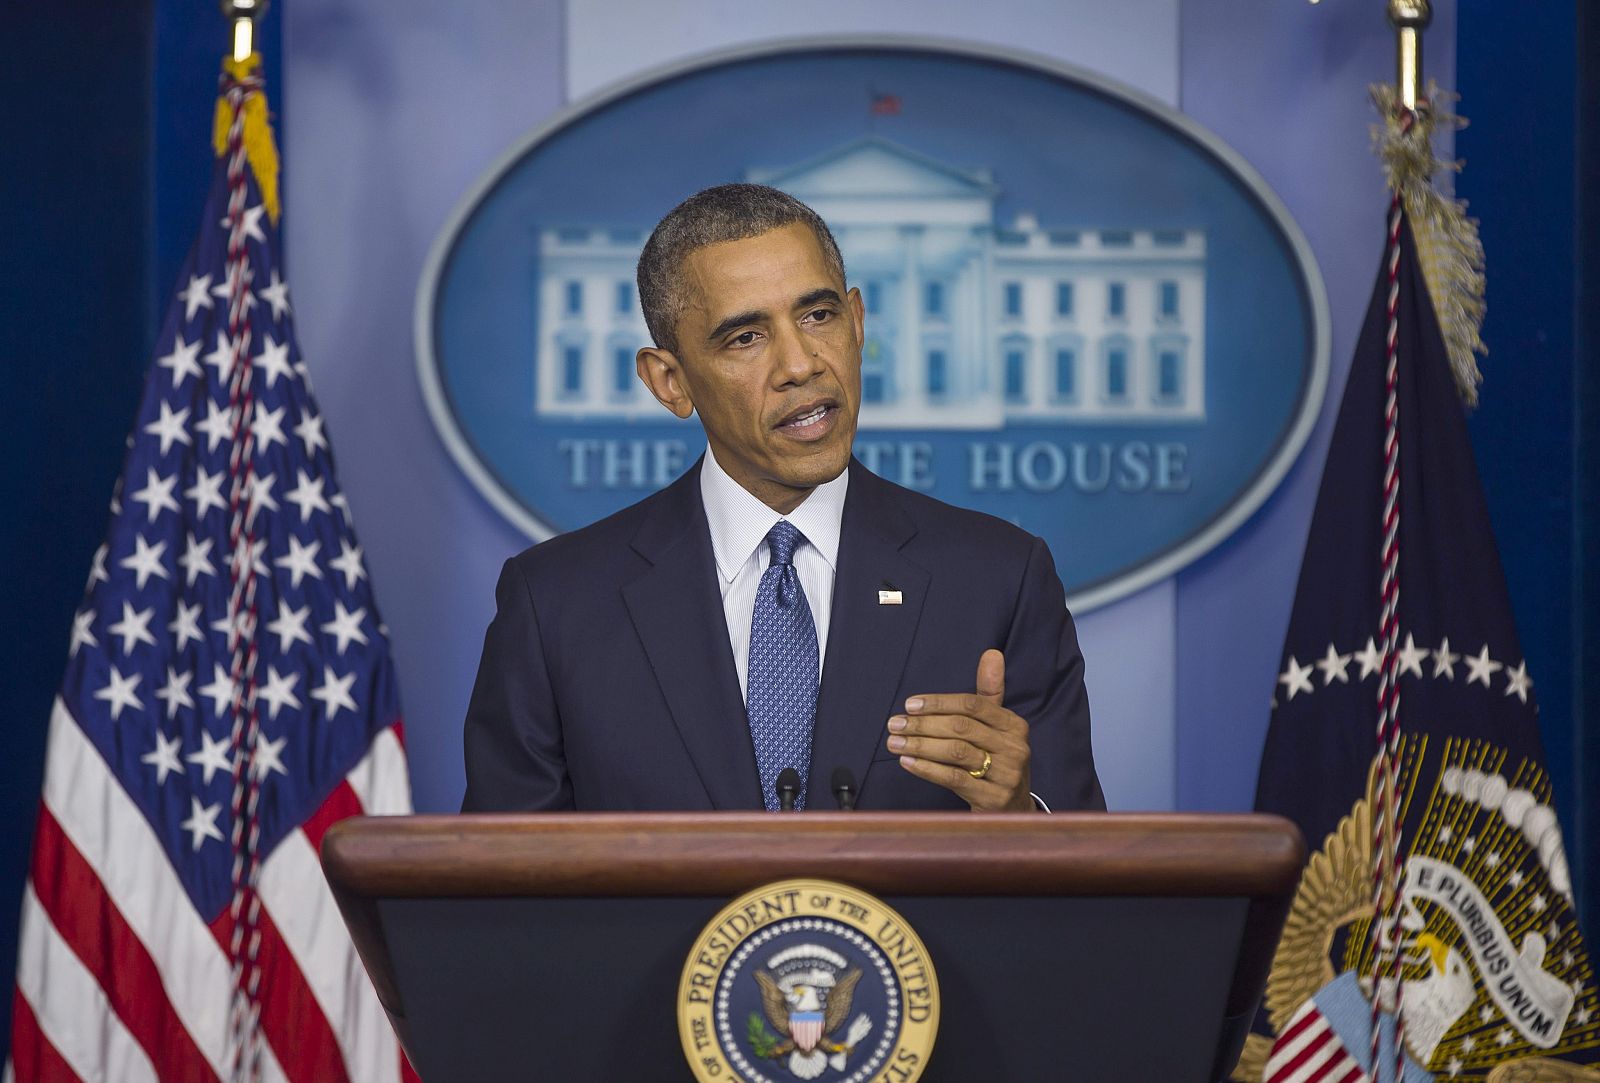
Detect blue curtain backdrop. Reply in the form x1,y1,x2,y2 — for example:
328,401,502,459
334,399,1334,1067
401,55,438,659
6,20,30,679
0,3,1588,1069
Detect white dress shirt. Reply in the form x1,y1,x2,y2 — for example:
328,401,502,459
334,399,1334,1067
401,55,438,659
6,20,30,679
699,446,849,702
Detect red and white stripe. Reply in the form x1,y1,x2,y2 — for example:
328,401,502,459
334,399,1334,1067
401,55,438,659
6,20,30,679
9,698,412,1083
1265,1000,1371,1083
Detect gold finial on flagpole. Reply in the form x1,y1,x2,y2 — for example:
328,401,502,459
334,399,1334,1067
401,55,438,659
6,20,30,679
1388,0,1431,110
221,0,268,63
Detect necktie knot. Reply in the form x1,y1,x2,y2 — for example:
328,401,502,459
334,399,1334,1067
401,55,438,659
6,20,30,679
766,520,804,567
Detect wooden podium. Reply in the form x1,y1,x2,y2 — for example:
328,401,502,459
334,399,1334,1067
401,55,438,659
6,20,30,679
321,813,1303,1082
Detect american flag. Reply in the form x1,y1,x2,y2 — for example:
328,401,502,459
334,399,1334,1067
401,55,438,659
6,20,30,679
7,55,415,1083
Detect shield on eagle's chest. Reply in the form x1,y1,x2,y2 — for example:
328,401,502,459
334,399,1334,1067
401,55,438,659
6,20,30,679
789,1010,824,1053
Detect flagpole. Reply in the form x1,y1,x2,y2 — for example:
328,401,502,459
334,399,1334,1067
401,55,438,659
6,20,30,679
1388,0,1431,110
222,0,267,63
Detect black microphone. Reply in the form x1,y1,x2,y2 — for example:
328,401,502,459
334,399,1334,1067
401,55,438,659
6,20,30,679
776,768,802,812
831,767,857,811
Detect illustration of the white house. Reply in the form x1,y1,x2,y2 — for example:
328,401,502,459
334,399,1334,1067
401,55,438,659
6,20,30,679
534,137,1206,427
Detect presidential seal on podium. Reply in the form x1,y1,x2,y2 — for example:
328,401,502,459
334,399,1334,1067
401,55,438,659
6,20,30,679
679,879,940,1082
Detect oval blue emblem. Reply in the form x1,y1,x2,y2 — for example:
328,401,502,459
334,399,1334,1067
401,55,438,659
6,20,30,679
417,39,1328,611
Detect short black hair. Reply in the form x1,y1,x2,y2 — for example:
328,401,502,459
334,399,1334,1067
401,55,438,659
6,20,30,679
635,183,847,354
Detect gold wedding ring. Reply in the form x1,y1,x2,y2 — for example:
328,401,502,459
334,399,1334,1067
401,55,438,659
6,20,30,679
968,750,993,780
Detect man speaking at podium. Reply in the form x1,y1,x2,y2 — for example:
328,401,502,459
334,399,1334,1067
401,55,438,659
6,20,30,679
462,184,1104,814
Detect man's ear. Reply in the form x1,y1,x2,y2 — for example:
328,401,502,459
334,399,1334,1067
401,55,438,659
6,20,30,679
847,285,865,345
636,346,695,419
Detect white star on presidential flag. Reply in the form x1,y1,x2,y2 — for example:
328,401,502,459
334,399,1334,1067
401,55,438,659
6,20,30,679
177,273,214,320
185,465,228,519
198,663,236,719
252,403,288,451
180,796,225,851
143,401,193,457
88,543,108,586
186,728,234,785
252,734,289,779
293,410,328,457
95,665,144,720
211,261,254,309
108,601,157,654
284,470,330,522
275,535,322,588
259,268,291,319
202,331,237,382
266,602,313,652
68,609,97,658
1354,637,1383,679
1504,661,1533,704
1277,655,1315,701
1432,637,1461,679
257,665,302,720
1396,632,1429,679
322,601,368,655
311,666,358,720
120,533,170,590
256,333,293,388
140,731,184,785
157,334,203,388
169,600,204,651
233,203,267,244
130,468,181,522
1465,645,1503,688
194,399,233,452
179,532,216,586
154,667,194,720
329,538,366,591
248,472,279,522
1316,644,1352,685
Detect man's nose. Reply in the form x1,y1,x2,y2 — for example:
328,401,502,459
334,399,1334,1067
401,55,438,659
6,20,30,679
773,324,825,385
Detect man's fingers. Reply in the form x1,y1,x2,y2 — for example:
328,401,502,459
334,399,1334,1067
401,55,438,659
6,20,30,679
887,734,1002,776
889,711,1010,748
900,694,1026,736
976,648,1005,704
896,755,1015,811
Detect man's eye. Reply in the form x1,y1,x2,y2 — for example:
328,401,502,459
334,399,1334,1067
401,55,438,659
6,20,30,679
731,330,759,347
805,308,834,323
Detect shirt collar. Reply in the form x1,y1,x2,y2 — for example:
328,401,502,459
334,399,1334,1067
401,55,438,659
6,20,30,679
699,445,848,583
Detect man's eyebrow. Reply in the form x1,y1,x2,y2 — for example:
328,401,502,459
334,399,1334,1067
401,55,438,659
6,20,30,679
795,288,842,309
706,309,766,345
703,289,843,345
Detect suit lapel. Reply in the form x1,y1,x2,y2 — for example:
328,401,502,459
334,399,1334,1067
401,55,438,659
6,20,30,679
621,463,762,810
807,461,929,809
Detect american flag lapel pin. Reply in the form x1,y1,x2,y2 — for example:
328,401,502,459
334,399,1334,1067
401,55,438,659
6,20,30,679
878,582,902,605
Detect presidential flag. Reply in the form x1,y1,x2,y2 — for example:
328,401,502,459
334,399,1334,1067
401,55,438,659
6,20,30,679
7,54,415,1083
1236,104,1598,1081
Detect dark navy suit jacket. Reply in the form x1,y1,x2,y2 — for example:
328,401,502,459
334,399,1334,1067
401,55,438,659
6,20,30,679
461,458,1104,812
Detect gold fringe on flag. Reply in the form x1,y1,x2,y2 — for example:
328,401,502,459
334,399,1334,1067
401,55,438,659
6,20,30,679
1370,83,1487,407
212,54,281,225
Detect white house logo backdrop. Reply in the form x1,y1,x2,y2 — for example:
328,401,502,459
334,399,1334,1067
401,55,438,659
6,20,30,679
418,40,1329,611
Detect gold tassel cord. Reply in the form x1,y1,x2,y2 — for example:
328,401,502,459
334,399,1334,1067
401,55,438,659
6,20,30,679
212,54,281,225
1370,83,1488,408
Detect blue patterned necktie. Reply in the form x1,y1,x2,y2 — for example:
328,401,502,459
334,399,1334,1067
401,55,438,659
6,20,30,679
746,520,819,811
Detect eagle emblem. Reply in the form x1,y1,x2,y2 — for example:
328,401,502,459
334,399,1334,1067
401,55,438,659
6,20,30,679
749,944,874,1079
